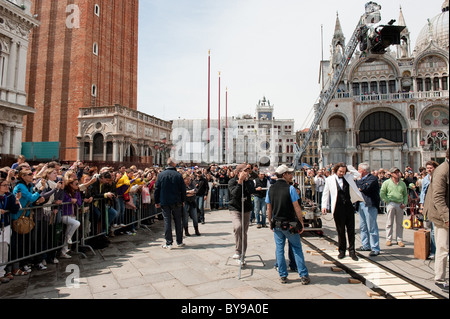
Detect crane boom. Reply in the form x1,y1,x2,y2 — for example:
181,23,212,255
294,2,384,170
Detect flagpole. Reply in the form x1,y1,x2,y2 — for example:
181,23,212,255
218,71,221,164
208,50,211,164
225,87,228,161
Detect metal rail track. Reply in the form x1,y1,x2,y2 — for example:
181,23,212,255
300,232,448,300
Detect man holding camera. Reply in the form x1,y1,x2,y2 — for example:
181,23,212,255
266,164,310,285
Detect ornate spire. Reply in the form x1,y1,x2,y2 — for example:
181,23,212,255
333,12,345,45
398,6,409,34
396,5,411,58
331,12,345,69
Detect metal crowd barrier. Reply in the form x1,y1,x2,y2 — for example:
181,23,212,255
0,201,80,271
0,192,161,270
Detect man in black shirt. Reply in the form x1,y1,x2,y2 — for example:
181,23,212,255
266,165,310,285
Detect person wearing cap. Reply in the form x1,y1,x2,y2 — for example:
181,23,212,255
321,162,364,261
266,164,310,284
228,163,256,264
154,158,186,249
379,167,408,247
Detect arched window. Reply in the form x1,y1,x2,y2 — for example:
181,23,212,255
94,4,100,16
425,78,432,91
359,112,403,144
91,84,97,97
93,133,104,159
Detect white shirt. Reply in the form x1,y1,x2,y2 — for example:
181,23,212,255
335,175,344,189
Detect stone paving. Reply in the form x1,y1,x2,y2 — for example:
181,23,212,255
0,209,447,300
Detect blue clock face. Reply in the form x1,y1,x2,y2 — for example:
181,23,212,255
259,112,272,120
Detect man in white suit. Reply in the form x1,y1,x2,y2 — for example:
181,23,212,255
322,163,364,260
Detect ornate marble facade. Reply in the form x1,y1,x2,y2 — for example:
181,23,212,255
77,105,172,166
0,0,38,157
319,2,449,170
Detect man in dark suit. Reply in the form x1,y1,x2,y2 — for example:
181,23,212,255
356,163,381,256
322,163,364,261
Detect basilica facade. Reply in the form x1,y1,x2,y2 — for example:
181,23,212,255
319,1,449,170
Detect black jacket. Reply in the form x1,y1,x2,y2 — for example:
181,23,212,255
228,177,255,213
154,167,186,206
87,179,116,206
254,177,268,198
194,176,209,197
0,193,21,227
356,174,380,208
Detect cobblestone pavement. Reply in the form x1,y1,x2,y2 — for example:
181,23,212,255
0,209,447,300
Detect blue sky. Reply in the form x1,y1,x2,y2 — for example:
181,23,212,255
137,0,445,130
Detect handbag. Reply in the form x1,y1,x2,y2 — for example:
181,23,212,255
123,192,131,202
13,209,35,235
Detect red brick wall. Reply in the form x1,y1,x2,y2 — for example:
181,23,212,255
24,0,139,161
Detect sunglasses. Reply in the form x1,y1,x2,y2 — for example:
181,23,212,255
0,184,10,187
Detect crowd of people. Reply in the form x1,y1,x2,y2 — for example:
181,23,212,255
0,152,448,293
0,157,272,284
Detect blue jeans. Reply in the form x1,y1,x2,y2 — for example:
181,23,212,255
196,196,205,222
115,197,125,225
358,202,380,252
274,228,309,278
93,205,118,232
254,196,267,226
219,187,229,208
183,201,198,228
161,204,183,245
430,222,436,255
274,242,297,270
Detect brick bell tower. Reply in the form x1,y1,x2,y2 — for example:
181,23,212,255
24,0,139,161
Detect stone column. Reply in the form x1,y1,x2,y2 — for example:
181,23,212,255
77,140,82,161
2,125,11,155
16,42,28,105
112,140,119,162
89,141,94,161
6,39,17,101
11,126,23,156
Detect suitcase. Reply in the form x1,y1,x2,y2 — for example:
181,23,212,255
414,229,430,260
